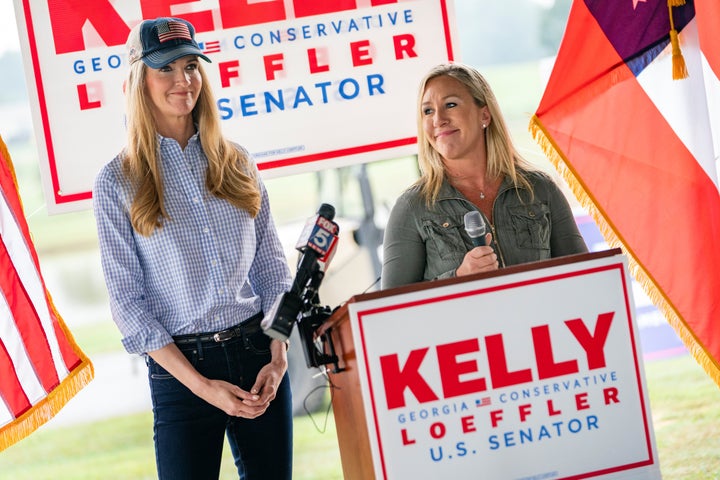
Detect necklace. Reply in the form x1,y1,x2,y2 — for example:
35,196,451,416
480,191,486,200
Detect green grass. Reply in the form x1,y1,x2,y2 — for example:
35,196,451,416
1,354,718,479
645,357,720,478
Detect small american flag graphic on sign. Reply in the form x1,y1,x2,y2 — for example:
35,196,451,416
476,397,491,407
157,20,192,43
200,40,221,54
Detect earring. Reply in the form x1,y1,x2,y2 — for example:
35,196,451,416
482,123,486,129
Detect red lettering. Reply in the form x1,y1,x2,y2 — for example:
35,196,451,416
308,48,330,74
77,84,102,110
294,0,358,18
490,409,503,428
575,392,590,410
264,53,285,81
566,312,613,369
547,399,562,416
429,422,446,439
140,1,213,31
219,0,286,29
519,404,532,422
350,40,373,66
380,349,438,409
461,415,476,433
48,0,129,54
218,61,241,88
48,0,400,54
436,339,487,399
604,387,619,405
532,325,579,379
393,33,417,59
485,334,532,388
401,428,415,445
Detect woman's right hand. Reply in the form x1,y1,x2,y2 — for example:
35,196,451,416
456,233,498,277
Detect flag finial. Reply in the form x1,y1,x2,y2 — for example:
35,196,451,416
668,0,688,79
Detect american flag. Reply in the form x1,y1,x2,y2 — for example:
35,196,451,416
157,20,192,43
476,396,491,407
0,136,93,451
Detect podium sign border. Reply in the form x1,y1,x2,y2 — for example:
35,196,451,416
344,253,660,479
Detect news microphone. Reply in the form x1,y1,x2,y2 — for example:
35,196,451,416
263,204,339,342
464,210,487,247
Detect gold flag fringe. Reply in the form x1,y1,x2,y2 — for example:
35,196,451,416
528,117,720,389
0,359,94,452
0,135,95,452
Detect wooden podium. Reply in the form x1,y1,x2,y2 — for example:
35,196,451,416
317,250,661,480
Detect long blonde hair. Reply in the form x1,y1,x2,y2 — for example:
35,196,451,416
122,60,260,236
415,62,535,205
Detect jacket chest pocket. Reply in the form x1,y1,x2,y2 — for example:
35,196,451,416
508,203,551,250
422,217,467,262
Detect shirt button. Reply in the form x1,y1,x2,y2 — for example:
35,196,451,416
211,259,218,266
193,197,200,204
203,227,210,233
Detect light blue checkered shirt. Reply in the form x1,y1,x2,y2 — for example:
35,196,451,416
93,133,292,354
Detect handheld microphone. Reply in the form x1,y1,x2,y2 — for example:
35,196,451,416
464,210,487,247
263,204,339,342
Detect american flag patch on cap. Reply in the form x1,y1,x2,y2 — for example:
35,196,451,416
156,20,192,43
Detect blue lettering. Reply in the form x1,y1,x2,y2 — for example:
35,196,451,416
250,33,264,47
367,74,384,95
218,98,232,120
240,94,258,116
293,86,313,108
429,446,443,462
338,78,359,99
264,90,284,112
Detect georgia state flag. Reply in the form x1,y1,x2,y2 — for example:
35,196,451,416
531,0,720,385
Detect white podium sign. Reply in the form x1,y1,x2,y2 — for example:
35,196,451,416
346,253,660,479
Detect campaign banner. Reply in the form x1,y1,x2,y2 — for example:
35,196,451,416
13,0,458,213
347,253,660,479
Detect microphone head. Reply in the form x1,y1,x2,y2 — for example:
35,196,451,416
464,210,486,238
317,203,335,221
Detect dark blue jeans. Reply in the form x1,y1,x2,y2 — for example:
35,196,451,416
147,330,293,480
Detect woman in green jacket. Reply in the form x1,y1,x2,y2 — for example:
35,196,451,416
381,63,588,289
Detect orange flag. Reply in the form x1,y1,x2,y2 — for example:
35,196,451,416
530,0,720,386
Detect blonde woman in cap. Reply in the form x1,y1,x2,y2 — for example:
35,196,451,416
93,17,293,479
382,63,588,289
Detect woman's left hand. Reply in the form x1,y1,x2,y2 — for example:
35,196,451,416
244,339,288,409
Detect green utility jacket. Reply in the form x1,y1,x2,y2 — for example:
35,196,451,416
381,170,589,290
